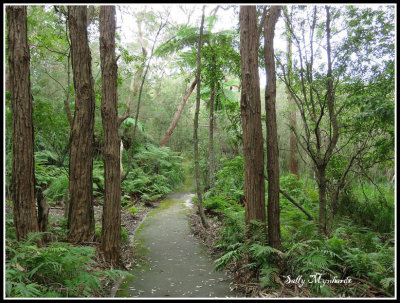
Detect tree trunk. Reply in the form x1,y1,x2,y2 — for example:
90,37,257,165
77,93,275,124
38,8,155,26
193,6,209,229
67,6,95,243
7,6,39,241
239,6,266,238
37,187,50,233
322,6,339,235
279,189,313,221
159,78,197,146
264,6,282,249
317,165,327,234
99,5,121,265
289,108,299,177
209,81,216,189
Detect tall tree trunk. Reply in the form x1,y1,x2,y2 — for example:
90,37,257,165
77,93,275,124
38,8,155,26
7,6,39,241
159,78,197,146
209,80,216,189
193,6,209,229
264,6,282,249
67,6,95,243
239,6,266,238
99,5,121,265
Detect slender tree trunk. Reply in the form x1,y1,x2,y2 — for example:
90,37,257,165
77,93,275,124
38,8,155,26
7,6,39,241
160,78,197,146
209,81,216,189
239,6,266,238
67,6,95,243
317,165,327,234
37,187,50,233
279,189,313,221
193,6,209,229
289,108,299,177
99,5,121,265
264,6,282,249
318,6,339,234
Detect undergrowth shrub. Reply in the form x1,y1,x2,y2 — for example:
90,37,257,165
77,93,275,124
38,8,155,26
6,232,128,297
203,157,394,297
122,143,184,202
337,183,394,233
205,156,244,201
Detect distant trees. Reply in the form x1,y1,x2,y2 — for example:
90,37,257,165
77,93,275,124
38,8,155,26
239,6,266,238
67,5,96,243
7,6,39,241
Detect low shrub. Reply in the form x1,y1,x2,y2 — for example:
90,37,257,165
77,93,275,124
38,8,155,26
5,232,128,297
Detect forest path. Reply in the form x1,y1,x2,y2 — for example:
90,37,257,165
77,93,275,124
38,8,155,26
116,180,234,298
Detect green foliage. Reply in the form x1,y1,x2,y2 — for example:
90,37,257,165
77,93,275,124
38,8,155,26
128,205,138,214
121,227,128,243
208,163,394,296
121,197,130,208
337,183,394,233
206,156,244,202
279,174,317,221
6,233,129,297
214,243,243,271
95,224,101,239
43,173,68,204
122,143,185,202
92,161,105,196
121,117,145,133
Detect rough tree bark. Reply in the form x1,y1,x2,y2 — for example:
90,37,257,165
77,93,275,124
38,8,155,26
193,6,209,229
264,5,282,249
99,5,121,265
7,6,39,241
159,78,197,146
67,6,96,243
239,6,266,238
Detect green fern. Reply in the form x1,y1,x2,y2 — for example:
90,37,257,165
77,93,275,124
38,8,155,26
259,263,279,288
214,248,242,271
249,244,286,262
5,235,130,297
